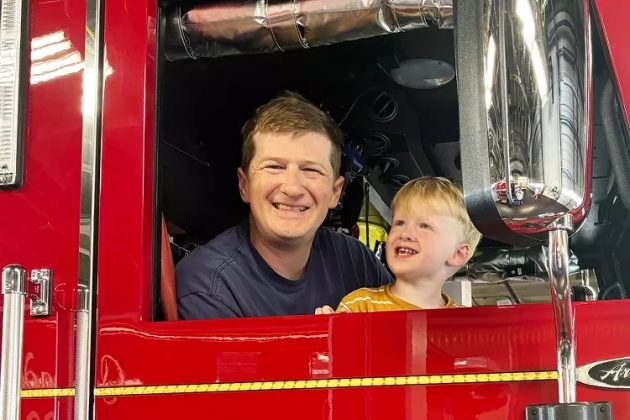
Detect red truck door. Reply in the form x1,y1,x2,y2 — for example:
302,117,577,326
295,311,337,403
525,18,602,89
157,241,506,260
0,0,89,418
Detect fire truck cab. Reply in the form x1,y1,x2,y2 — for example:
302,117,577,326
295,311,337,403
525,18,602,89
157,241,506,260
1,0,629,419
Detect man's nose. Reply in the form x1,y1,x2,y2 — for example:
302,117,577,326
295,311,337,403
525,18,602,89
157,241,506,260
280,167,305,196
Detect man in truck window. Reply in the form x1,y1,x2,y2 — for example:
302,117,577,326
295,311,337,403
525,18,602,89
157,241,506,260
176,92,392,319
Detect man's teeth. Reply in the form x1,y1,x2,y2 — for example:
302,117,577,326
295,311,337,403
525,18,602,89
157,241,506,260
397,247,417,255
275,204,307,212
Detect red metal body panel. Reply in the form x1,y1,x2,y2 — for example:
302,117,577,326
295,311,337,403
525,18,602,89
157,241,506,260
0,0,87,418
595,0,630,130
0,0,627,418
91,0,630,418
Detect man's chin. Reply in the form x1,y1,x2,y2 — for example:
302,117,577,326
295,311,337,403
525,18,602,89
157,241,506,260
273,229,312,242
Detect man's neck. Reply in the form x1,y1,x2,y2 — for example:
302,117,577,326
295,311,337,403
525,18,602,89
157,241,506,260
249,223,314,281
390,275,448,309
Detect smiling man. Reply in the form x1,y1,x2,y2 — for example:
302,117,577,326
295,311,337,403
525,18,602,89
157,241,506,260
176,92,392,319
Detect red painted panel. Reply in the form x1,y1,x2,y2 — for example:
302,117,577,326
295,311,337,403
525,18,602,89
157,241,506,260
0,0,86,418
96,0,630,419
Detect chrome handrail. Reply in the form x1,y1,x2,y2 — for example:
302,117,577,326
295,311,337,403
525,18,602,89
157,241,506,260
1,265,26,420
74,0,105,415
548,215,576,403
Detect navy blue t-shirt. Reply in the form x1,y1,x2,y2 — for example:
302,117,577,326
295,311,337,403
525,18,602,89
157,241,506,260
176,221,392,319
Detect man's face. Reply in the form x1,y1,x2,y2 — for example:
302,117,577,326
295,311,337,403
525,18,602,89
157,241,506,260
237,131,344,247
386,204,469,282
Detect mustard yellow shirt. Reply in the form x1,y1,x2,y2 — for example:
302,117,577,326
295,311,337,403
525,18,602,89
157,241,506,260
337,284,457,313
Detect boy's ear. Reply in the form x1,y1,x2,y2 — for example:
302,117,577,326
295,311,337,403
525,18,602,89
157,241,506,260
447,243,471,267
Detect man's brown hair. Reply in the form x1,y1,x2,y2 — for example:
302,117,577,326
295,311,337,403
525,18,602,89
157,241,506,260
241,92,343,176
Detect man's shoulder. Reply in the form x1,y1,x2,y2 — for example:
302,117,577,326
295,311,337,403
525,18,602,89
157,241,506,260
175,224,250,295
180,225,246,268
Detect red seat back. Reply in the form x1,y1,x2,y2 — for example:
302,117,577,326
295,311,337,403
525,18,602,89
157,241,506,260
160,216,178,320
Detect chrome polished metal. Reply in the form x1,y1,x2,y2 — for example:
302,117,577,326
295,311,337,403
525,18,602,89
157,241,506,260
458,0,592,244
456,0,594,409
1,265,26,420
525,402,612,420
29,268,52,317
75,0,104,414
165,0,453,60
0,0,28,187
74,285,90,420
548,214,575,403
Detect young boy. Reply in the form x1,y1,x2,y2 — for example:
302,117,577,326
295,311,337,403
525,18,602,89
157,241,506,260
321,177,481,313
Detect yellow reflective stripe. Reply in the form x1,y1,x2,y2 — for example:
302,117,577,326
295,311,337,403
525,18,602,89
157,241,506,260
21,388,75,398
20,371,558,398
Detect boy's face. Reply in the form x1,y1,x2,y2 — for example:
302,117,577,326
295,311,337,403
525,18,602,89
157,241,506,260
386,205,470,282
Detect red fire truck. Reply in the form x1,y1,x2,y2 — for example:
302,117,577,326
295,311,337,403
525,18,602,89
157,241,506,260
1,0,629,418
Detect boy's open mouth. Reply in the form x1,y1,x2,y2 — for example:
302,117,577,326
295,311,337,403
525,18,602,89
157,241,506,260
273,203,308,212
396,247,417,256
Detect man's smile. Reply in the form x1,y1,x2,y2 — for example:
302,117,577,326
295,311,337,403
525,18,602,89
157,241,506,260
272,203,309,212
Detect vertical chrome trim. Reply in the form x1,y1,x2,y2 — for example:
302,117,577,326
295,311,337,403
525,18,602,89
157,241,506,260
548,214,576,403
495,0,514,205
74,286,90,419
75,0,105,415
1,265,26,420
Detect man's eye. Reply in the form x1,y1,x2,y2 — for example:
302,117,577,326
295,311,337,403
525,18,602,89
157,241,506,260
303,167,322,174
265,165,284,170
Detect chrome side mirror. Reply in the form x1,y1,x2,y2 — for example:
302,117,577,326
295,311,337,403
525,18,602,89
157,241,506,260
455,0,595,411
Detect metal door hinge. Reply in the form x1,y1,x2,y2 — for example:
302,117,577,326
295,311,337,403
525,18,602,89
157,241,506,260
29,268,52,317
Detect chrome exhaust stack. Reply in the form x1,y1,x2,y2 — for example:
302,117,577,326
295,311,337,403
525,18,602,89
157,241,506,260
164,0,453,61
455,0,608,416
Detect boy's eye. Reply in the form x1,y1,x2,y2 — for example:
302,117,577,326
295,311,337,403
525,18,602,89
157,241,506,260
393,220,405,227
418,223,430,229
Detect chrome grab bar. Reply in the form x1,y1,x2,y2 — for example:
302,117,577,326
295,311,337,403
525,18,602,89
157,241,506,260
548,215,576,403
74,286,90,420
1,265,26,420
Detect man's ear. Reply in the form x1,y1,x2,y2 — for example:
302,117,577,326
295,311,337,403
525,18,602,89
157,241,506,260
447,243,471,267
329,176,345,209
237,167,250,203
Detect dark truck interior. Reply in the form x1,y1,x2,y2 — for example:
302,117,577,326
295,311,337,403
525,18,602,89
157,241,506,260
155,3,630,319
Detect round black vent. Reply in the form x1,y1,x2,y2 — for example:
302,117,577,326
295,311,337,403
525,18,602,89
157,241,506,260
377,157,399,174
388,174,411,190
362,132,390,157
368,91,398,123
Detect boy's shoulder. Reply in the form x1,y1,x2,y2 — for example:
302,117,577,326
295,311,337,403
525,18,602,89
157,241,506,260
337,286,390,312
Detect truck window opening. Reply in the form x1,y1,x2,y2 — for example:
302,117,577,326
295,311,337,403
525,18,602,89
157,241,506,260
154,16,630,321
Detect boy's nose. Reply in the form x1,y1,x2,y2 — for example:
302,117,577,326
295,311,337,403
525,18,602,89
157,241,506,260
401,229,414,241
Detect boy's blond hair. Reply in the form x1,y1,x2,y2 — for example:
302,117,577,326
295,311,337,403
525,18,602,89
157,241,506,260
391,177,482,254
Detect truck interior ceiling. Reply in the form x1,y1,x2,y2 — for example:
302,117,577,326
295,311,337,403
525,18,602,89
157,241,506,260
155,2,629,320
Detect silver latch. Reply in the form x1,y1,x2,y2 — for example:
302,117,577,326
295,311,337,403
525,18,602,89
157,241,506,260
29,269,52,317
